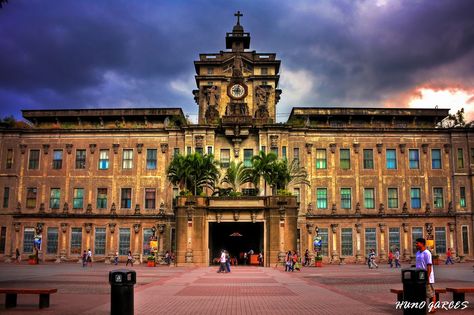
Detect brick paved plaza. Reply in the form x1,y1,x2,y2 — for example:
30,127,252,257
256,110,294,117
0,262,472,314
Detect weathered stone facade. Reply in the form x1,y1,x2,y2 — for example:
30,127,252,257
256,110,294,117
0,16,472,265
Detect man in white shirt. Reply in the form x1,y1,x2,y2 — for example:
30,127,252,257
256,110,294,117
415,238,436,313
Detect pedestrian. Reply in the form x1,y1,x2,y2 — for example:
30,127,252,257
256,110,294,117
243,252,248,265
258,252,263,266
415,238,436,313
285,250,292,272
445,248,454,265
113,251,119,265
87,248,92,267
225,251,231,272
304,249,310,266
165,251,170,265
217,250,226,273
368,249,378,269
82,250,87,267
126,251,133,266
291,251,298,271
394,248,401,268
388,250,394,268
15,248,21,264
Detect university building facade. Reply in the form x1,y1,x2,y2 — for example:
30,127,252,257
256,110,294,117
0,16,473,265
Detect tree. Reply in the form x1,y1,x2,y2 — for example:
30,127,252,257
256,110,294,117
250,151,277,195
166,153,220,196
221,161,252,192
272,158,310,191
440,108,466,128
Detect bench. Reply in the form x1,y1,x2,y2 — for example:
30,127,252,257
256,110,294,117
0,288,58,309
446,287,474,303
390,288,446,302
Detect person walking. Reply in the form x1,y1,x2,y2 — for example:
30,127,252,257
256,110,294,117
82,250,87,267
217,250,226,273
388,250,394,268
368,249,378,269
415,238,436,313
304,249,310,267
126,251,133,266
445,248,454,265
15,248,21,264
243,252,248,265
87,248,92,267
258,252,263,266
394,248,401,268
113,251,119,265
285,250,292,272
225,251,231,273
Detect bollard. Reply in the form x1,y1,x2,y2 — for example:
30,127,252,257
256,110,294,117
401,268,427,315
109,269,136,315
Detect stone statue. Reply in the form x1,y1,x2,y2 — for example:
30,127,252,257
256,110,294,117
206,85,219,107
255,85,269,107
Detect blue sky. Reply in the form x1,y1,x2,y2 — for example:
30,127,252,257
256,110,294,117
1,0,473,122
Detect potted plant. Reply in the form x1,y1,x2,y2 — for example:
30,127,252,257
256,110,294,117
315,254,323,267
28,254,37,265
147,255,156,267
432,254,440,265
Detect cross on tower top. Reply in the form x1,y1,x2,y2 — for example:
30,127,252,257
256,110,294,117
234,11,243,25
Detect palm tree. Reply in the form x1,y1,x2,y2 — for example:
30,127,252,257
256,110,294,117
250,151,277,195
273,158,310,191
167,153,220,196
221,161,252,193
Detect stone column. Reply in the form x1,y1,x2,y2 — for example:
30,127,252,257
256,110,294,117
157,224,166,263
355,223,362,263
331,224,338,263
84,223,92,252
106,223,116,264
133,224,141,262
402,223,410,261
185,206,194,263
58,223,68,262
379,223,386,260
306,222,314,265
448,222,456,258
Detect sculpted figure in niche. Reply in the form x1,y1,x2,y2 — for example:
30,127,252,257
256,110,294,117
255,85,270,107
206,85,219,107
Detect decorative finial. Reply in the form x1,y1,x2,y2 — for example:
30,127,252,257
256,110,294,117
234,11,243,25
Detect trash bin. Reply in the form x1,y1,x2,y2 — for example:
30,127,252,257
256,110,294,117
401,268,427,315
109,269,136,315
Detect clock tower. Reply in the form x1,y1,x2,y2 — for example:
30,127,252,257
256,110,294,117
193,12,281,125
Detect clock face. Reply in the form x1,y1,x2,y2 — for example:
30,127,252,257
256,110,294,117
230,84,245,99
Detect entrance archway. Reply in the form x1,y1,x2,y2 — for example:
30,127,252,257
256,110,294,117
209,222,264,265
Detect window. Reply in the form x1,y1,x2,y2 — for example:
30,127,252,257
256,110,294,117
431,149,441,169
23,228,35,253
46,227,58,254
294,148,300,165
173,148,180,156
460,187,466,207
316,149,327,169
261,146,266,153
207,146,213,155
119,228,130,255
388,188,398,208
75,149,86,169
409,149,419,169
435,227,446,254
70,228,82,254
363,149,374,169
261,67,268,75
316,188,327,209
282,146,287,160
28,149,40,169
207,67,213,75
26,188,37,208
319,228,328,256
433,187,443,208
94,228,106,255
220,149,230,168
271,147,278,157
122,149,133,169
411,188,421,209
340,149,350,170
341,228,353,256
195,147,203,155
6,149,13,169
186,146,192,155
143,228,154,256
52,150,63,169
365,228,377,255
99,150,109,170
121,188,132,209
386,149,397,169
457,148,464,168
73,188,84,209
293,188,300,203
364,188,375,209
462,226,469,254
242,188,258,196
471,148,474,163
50,188,60,209
146,149,157,170
3,187,9,208
97,188,107,209
145,188,156,209
244,149,253,167
341,188,351,209
412,227,423,254
0,227,6,254
389,227,400,251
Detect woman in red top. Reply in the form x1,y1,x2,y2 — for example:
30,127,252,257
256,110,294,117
445,248,454,265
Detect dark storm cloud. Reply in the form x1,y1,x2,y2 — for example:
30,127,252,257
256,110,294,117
0,0,473,120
